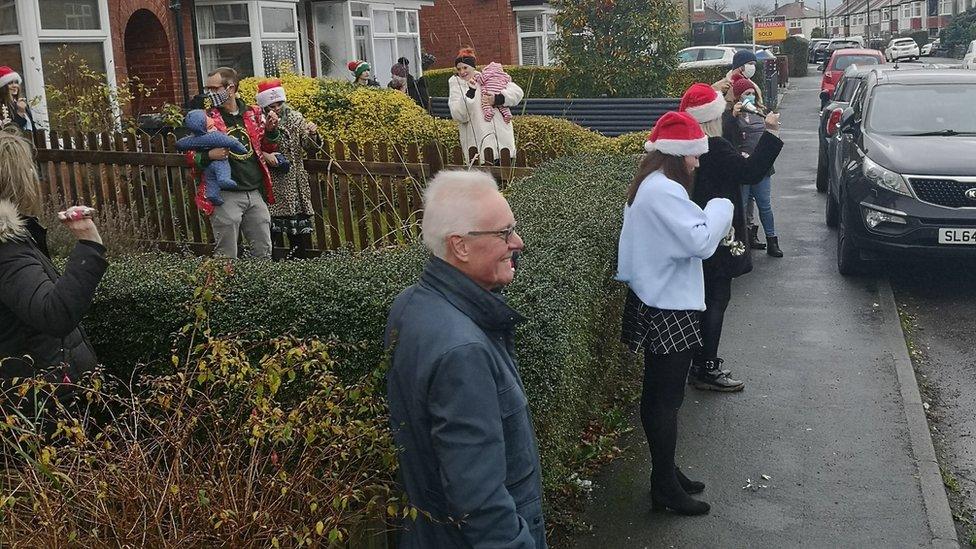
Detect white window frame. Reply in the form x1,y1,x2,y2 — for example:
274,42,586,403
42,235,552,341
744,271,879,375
939,0,952,14
394,8,422,70
902,3,912,18
694,0,705,12
789,19,802,28
515,8,557,66
8,0,117,129
958,0,966,13
912,1,923,16
882,9,891,21
196,0,302,80
871,10,880,23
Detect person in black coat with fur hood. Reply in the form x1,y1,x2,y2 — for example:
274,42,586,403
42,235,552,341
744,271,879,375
0,130,107,406
678,83,783,392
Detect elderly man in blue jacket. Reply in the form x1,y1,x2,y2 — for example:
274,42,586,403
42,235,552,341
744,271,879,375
385,170,546,548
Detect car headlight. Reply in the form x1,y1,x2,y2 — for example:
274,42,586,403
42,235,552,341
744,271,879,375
862,156,911,196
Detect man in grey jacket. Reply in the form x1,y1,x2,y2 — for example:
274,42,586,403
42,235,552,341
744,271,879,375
385,170,546,548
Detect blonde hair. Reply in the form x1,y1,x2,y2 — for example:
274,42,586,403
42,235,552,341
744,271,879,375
0,129,42,216
421,170,500,258
700,117,724,139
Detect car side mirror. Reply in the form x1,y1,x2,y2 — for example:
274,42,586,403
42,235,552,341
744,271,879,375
818,63,826,71
839,107,858,134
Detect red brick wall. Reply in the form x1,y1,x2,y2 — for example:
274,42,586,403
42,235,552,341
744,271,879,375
420,0,519,69
107,0,199,111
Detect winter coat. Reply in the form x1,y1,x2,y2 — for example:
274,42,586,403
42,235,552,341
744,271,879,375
448,75,524,163
385,257,547,549
724,110,775,177
183,104,279,215
176,110,248,205
407,74,430,111
267,107,314,218
8,102,35,132
692,132,783,279
0,200,107,384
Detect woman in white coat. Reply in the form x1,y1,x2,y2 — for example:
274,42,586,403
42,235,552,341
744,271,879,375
448,48,524,164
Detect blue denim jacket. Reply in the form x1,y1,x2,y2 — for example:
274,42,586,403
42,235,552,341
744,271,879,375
385,257,547,549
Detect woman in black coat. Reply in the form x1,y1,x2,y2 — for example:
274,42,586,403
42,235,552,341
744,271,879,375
678,83,783,392
0,130,107,399
0,67,36,132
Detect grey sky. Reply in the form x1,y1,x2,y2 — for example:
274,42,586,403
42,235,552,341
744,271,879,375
712,0,843,16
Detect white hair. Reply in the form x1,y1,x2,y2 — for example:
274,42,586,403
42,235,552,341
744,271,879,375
421,170,500,258
700,117,724,138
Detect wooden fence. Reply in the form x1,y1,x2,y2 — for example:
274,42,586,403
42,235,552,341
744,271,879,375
28,130,535,255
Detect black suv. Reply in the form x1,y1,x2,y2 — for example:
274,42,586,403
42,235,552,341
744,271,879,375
826,68,976,275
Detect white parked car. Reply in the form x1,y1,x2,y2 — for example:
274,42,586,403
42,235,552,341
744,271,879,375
677,46,737,69
963,40,976,70
885,38,920,62
920,42,933,56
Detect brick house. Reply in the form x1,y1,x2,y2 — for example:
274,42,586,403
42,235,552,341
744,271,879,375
764,1,823,38
826,0,971,41
420,0,718,69
2,0,430,127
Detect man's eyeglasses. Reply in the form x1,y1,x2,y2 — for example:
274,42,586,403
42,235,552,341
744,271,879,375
466,224,518,244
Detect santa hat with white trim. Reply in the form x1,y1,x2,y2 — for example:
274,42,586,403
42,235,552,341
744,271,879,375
644,111,709,156
0,66,21,90
678,83,726,124
255,79,286,108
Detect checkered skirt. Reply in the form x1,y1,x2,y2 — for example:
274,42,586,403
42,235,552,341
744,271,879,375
621,290,702,355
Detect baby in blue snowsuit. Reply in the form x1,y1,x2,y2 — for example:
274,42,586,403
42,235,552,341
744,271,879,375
176,109,247,206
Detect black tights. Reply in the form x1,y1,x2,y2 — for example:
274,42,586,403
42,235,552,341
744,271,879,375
640,348,694,488
696,276,732,364
272,232,312,261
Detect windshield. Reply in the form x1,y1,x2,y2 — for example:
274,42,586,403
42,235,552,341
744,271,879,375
839,78,861,101
678,50,698,63
830,41,858,49
892,39,915,47
833,55,879,70
867,84,976,135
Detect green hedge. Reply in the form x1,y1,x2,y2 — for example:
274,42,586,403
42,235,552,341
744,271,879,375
424,65,730,99
781,36,810,77
86,153,639,494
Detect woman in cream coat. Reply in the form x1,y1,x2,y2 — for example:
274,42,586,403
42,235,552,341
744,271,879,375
448,48,524,163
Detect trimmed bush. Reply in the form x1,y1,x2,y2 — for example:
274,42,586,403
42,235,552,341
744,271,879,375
424,65,731,99
781,36,810,77
86,154,640,497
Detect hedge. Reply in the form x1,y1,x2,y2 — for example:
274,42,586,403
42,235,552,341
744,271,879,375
85,153,640,495
781,36,810,77
423,64,731,99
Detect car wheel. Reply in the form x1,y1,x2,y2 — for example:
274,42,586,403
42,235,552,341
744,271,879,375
816,150,828,193
825,189,839,228
837,200,866,276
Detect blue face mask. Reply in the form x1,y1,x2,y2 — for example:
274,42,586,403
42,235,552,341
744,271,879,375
742,95,756,106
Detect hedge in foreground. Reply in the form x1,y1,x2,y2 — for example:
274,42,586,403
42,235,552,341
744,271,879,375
86,153,640,499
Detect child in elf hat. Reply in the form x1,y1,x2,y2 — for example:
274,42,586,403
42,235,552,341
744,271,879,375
176,110,247,206
348,61,379,87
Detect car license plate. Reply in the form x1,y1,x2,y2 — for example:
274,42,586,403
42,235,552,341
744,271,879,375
939,228,976,244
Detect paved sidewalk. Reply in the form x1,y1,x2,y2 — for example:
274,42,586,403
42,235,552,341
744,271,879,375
571,75,952,548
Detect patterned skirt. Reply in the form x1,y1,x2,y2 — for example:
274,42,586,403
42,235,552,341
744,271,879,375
621,290,702,355
271,215,313,236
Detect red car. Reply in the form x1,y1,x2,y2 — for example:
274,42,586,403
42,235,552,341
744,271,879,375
819,48,884,108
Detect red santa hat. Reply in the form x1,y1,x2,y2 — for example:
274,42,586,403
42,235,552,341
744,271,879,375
0,66,21,89
644,111,709,156
255,79,286,108
678,83,727,124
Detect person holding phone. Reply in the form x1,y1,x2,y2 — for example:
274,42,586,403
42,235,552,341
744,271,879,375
0,67,35,132
726,78,782,257
0,129,107,398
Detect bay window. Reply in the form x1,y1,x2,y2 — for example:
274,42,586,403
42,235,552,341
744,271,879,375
196,1,301,79
517,10,557,66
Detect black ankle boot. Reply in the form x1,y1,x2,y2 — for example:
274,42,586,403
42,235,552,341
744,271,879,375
675,466,705,495
766,236,783,258
651,477,711,515
691,359,745,392
748,225,766,250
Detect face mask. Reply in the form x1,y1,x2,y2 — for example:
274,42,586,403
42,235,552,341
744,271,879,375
742,95,755,106
204,89,229,109
743,64,756,79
